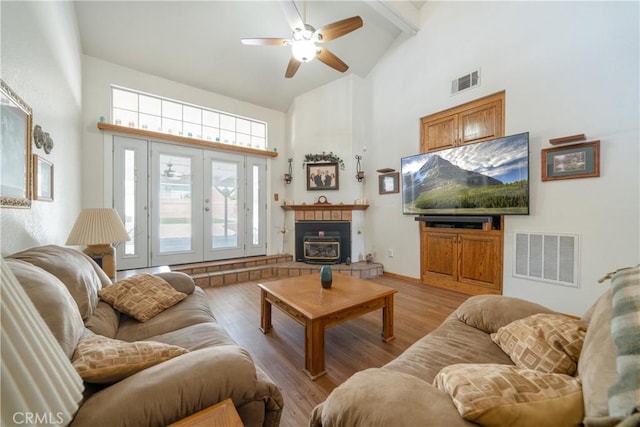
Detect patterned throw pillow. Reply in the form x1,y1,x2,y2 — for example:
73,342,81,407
490,313,587,375
99,274,187,322
72,334,188,383
434,363,584,427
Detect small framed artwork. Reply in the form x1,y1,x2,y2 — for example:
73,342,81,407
1,79,33,208
379,172,400,194
33,154,54,202
541,141,600,181
307,162,339,191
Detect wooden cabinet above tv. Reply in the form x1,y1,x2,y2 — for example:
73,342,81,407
420,91,505,153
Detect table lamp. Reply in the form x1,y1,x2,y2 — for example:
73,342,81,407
66,208,130,280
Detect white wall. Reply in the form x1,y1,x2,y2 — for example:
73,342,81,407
361,1,639,315
283,75,369,261
0,2,83,256
81,55,288,255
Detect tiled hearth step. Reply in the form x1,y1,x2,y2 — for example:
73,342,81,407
171,255,384,288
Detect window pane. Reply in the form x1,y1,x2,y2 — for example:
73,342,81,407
237,118,250,134
220,129,235,144
113,89,138,111
159,155,192,253
162,100,182,120
252,165,259,245
113,108,138,127
210,160,238,249
251,122,266,138
124,149,136,255
183,122,201,138
220,114,235,131
139,95,161,115
162,118,182,134
237,133,250,147
251,136,266,150
203,126,220,142
184,105,202,124
203,110,219,128
139,113,161,131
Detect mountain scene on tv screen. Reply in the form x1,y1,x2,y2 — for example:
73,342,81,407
403,133,529,214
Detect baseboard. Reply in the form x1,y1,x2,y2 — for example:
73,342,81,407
382,271,422,283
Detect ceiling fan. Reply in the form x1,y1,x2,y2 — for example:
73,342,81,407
241,0,363,78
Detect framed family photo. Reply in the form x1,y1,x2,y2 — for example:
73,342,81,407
542,141,600,181
33,154,54,202
1,80,33,208
307,162,339,191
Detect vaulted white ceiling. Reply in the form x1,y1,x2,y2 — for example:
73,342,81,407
74,1,423,111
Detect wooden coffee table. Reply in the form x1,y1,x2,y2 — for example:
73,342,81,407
258,272,397,379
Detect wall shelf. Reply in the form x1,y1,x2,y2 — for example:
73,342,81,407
97,122,278,158
281,204,368,211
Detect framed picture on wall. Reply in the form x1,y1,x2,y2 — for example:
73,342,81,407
33,154,54,202
542,141,600,181
1,79,33,208
306,162,339,190
379,172,400,194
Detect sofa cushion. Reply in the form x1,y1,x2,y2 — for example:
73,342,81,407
606,265,640,417
155,271,196,294
491,313,587,375
310,368,474,427
71,345,262,427
115,287,216,342
456,295,556,334
84,301,120,338
71,333,189,383
99,274,187,322
5,258,85,358
383,314,513,383
433,363,584,427
9,245,110,319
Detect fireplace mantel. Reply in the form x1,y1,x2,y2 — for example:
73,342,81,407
282,203,368,221
281,204,368,211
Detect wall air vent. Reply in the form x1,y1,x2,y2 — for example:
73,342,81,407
513,232,580,287
451,69,480,95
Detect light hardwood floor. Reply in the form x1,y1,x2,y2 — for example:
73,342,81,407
203,275,470,427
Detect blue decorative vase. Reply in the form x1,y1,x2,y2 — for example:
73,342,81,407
320,265,333,289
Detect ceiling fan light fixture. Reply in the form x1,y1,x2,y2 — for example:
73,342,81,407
292,40,317,62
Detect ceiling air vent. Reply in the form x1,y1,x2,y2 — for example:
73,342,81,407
451,69,480,95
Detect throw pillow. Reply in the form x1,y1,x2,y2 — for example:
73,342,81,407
603,265,640,417
433,363,584,427
99,274,187,322
490,313,587,375
71,334,189,383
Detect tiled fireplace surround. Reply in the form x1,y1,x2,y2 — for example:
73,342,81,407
172,204,383,287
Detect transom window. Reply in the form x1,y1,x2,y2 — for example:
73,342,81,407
111,86,267,150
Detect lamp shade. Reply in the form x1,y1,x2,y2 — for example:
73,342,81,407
1,258,84,426
65,208,130,245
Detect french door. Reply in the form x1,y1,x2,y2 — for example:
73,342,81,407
113,136,266,269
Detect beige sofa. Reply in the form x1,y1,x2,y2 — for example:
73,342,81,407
5,245,283,427
310,267,639,427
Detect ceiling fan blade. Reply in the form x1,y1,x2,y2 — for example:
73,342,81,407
315,16,363,42
281,0,304,30
316,47,348,73
241,38,289,46
285,57,302,78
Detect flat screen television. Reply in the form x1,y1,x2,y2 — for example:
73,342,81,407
401,132,529,216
